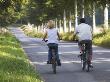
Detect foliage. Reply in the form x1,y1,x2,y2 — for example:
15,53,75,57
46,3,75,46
93,29,110,48
21,25,44,38
0,0,109,26
0,0,30,27
60,32,74,41
21,24,110,48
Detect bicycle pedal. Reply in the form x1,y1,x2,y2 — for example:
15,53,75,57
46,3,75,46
89,64,93,68
47,61,51,64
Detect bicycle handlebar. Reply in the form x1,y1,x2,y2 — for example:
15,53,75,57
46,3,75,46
42,39,48,42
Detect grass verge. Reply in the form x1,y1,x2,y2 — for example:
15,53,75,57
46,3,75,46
0,28,43,82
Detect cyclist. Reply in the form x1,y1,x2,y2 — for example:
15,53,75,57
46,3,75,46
74,18,93,67
43,20,61,66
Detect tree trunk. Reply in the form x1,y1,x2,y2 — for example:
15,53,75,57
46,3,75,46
69,11,72,32
59,20,62,33
63,9,67,32
75,0,78,28
104,3,108,29
81,0,85,18
93,2,96,33
55,18,58,29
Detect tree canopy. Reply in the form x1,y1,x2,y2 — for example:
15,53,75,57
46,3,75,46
0,0,110,26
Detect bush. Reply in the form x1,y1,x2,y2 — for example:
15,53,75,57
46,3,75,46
60,32,75,41
20,25,44,38
93,29,110,48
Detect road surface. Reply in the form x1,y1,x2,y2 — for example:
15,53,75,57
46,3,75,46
10,27,110,82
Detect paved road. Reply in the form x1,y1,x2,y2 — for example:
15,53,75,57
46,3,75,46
10,27,110,82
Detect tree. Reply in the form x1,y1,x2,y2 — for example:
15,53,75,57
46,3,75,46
0,0,29,27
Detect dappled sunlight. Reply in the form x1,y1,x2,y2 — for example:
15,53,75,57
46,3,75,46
94,50,110,53
60,51,80,54
30,61,47,65
105,69,110,72
26,51,48,55
93,58,110,63
23,45,42,48
28,44,41,46
30,60,81,66
59,45,78,47
37,52,48,54
62,60,80,64
59,42,77,45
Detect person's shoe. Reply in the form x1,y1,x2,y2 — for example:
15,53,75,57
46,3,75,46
57,60,61,66
47,61,51,64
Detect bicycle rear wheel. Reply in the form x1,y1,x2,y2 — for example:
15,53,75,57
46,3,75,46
86,52,90,72
86,63,90,72
82,61,86,70
52,60,56,74
82,52,86,70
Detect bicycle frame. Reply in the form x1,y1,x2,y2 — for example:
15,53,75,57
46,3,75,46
42,40,57,74
48,44,58,74
80,42,90,72
51,47,57,74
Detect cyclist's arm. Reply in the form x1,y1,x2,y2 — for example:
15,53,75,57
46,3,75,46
57,31,60,40
90,26,93,40
73,26,79,41
73,32,79,40
43,31,47,41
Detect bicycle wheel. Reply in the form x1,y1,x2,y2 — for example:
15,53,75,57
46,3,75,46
86,51,90,72
82,52,86,70
51,49,57,74
82,61,86,70
52,59,56,74
86,62,90,72
82,52,87,70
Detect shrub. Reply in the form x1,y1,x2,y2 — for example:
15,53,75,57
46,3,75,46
60,32,75,41
93,29,110,48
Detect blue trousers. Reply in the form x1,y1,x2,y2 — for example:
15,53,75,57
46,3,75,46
47,43,59,61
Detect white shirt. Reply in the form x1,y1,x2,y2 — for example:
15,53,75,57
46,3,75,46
75,23,92,41
46,28,58,44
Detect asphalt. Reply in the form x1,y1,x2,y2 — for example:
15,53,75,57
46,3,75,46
10,27,110,82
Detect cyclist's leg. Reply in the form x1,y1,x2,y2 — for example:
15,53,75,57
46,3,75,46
86,40,93,67
89,41,92,63
54,44,61,66
47,44,52,63
78,41,82,53
78,41,83,58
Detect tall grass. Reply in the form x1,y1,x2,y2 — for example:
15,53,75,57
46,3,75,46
93,29,110,48
21,25,110,48
0,28,43,82
21,25,43,38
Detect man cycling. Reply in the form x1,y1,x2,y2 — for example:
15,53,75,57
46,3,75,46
74,18,93,67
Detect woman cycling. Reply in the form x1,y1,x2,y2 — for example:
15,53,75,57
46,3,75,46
43,20,61,66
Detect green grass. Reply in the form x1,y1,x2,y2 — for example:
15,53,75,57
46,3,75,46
0,31,43,82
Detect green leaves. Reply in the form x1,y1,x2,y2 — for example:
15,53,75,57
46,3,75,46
0,0,30,27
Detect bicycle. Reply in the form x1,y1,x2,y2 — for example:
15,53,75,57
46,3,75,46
42,40,57,74
78,40,93,72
